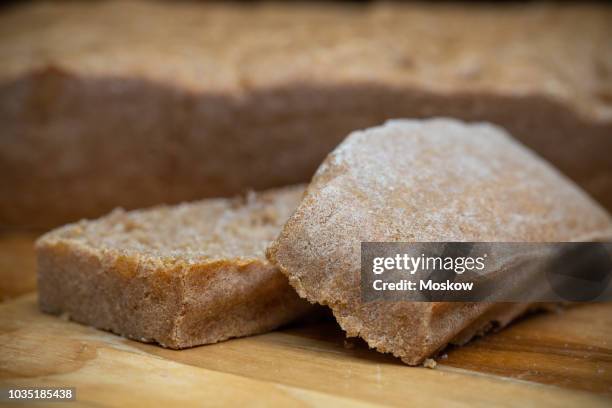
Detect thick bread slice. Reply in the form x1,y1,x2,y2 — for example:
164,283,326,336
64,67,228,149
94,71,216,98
37,185,311,348
266,119,612,365
1,1,611,228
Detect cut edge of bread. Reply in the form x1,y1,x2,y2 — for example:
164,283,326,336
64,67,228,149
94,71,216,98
36,185,312,348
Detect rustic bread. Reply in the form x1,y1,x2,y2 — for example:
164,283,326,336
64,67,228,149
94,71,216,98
37,185,312,348
1,1,611,228
266,119,612,365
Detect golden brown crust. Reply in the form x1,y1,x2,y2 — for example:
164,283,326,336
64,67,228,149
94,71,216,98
1,1,612,227
37,185,313,348
267,119,612,365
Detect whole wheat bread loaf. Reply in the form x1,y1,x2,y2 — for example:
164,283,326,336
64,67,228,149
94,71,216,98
37,185,312,348
1,1,611,228
266,119,612,365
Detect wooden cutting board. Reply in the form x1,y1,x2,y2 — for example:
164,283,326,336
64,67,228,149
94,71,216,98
0,233,611,407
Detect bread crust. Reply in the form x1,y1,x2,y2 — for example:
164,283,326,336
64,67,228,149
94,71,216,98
37,185,312,348
2,1,612,227
266,119,612,365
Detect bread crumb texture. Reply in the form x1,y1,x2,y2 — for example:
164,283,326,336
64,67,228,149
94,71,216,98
37,185,311,348
267,119,612,365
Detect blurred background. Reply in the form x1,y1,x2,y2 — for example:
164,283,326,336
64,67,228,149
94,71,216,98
1,0,611,298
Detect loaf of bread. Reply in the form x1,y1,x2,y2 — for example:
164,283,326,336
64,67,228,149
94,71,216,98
267,119,612,365
37,185,312,348
1,1,611,228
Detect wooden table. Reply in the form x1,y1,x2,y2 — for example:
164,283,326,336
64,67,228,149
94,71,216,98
1,233,611,407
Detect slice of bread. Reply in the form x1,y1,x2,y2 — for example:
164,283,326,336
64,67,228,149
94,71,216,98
1,1,611,228
267,119,612,365
37,185,312,348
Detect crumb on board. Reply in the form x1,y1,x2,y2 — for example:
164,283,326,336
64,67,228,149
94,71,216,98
423,358,437,369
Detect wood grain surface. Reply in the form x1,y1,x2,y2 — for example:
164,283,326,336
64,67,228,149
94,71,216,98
0,232,38,301
0,234,611,407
